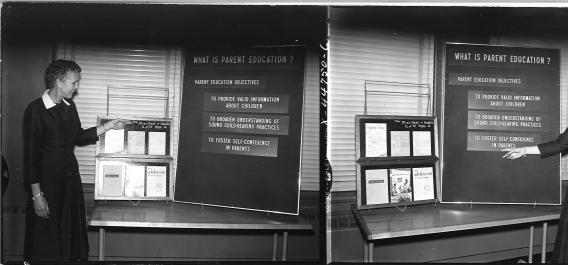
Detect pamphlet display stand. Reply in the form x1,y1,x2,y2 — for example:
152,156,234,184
355,115,439,209
94,116,173,201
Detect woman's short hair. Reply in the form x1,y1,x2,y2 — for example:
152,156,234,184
44,59,81,90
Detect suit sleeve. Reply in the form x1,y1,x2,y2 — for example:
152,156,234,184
538,127,568,158
70,101,99,146
75,127,98,146
22,103,43,185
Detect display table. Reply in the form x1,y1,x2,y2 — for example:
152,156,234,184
352,203,561,262
88,201,313,261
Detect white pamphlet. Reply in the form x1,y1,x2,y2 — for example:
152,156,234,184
146,166,167,197
389,168,412,203
365,123,387,157
365,169,389,205
412,167,435,201
148,131,166,155
390,131,410,156
412,131,432,156
104,129,125,153
127,131,146,154
124,165,145,197
102,164,124,197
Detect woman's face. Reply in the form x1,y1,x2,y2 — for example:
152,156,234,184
57,70,81,99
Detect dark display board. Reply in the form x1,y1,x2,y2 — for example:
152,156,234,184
355,115,438,209
175,46,304,214
443,43,561,205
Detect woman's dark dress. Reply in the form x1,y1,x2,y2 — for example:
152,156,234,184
23,97,98,261
538,128,568,263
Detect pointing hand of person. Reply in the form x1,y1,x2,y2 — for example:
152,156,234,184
105,118,130,130
501,147,527,160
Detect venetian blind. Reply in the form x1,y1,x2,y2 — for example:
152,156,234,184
328,8,435,191
57,43,183,184
490,36,568,180
300,47,320,191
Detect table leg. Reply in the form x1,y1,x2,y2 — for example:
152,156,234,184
541,222,548,263
529,225,534,263
282,231,288,261
363,240,368,262
273,232,278,261
368,241,374,262
98,228,105,261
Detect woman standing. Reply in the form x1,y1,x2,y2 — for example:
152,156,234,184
23,59,125,262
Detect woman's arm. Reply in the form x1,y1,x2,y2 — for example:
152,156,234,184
23,103,50,219
30,183,49,219
70,100,127,145
23,104,42,185
96,119,127,136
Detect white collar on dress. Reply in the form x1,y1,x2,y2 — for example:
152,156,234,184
42,89,70,109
